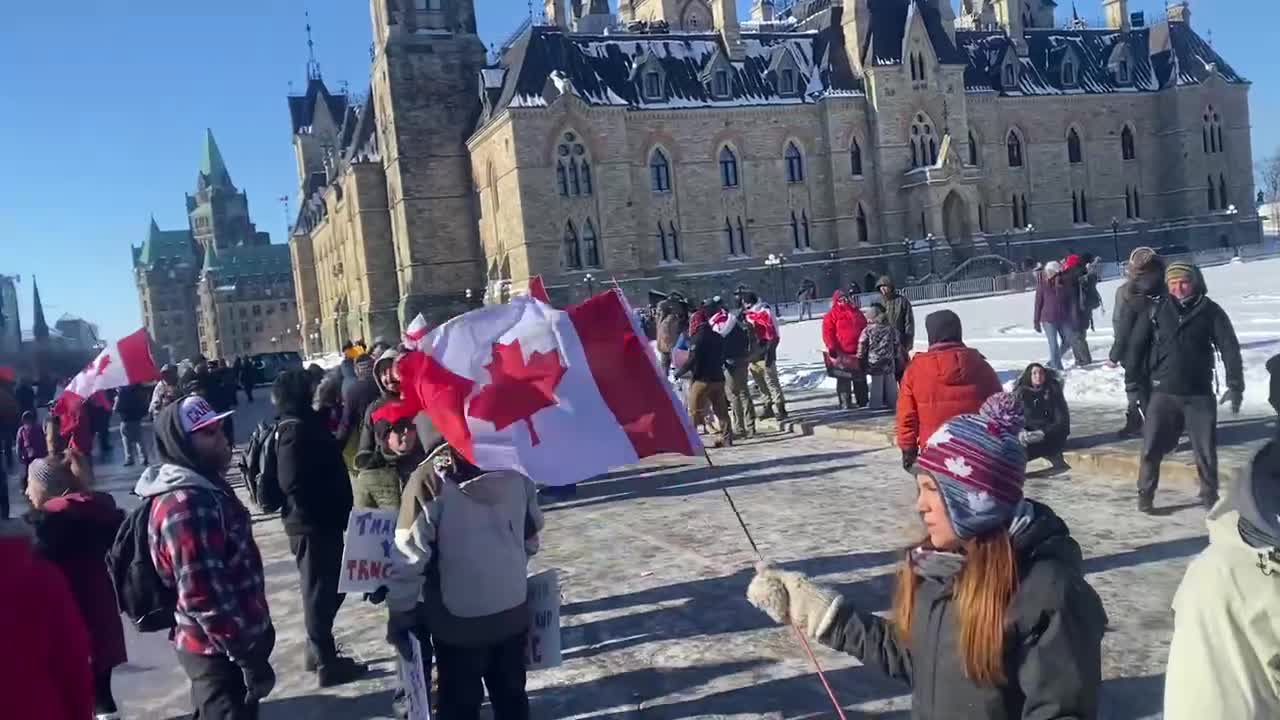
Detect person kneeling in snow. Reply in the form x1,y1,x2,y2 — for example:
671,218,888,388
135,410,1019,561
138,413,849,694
386,441,544,720
1013,363,1071,468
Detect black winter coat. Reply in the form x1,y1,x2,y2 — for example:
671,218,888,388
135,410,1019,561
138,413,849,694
1013,373,1070,442
336,375,380,450
677,325,727,383
821,502,1107,720
1125,292,1244,397
276,411,354,536
1108,261,1166,366
113,385,149,422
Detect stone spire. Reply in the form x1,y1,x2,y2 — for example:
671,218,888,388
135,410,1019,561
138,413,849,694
31,276,48,340
199,129,234,189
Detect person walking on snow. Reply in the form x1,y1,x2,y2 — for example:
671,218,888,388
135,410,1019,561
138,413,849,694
742,291,788,421
136,396,275,719
896,310,1002,470
1058,254,1095,365
1126,261,1244,513
876,276,915,379
271,370,368,687
1012,363,1071,468
1163,440,1280,719
675,309,733,448
1107,247,1166,438
1033,260,1078,372
822,290,868,410
712,300,758,438
748,393,1107,719
25,455,127,719
858,303,900,411
796,281,817,321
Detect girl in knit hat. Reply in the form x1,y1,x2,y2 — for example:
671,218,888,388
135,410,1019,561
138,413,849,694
747,393,1107,719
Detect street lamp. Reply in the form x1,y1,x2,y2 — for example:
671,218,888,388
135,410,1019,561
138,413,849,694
1111,218,1121,263
925,233,936,275
902,237,912,278
1003,229,1012,260
583,273,596,297
765,254,786,308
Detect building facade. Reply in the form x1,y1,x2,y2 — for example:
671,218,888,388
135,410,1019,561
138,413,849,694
291,0,1259,349
0,274,20,356
133,131,301,364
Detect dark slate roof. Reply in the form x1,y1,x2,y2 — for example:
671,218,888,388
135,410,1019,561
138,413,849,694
207,244,293,281
342,96,380,165
479,20,862,123
864,0,966,66
134,219,196,269
956,21,1245,96
288,78,351,134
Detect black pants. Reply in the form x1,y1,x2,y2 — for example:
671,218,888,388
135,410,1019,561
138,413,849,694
1138,393,1219,500
94,668,118,714
289,531,347,664
243,383,254,402
1026,433,1068,461
435,632,529,720
1070,327,1092,366
176,650,258,720
835,377,868,407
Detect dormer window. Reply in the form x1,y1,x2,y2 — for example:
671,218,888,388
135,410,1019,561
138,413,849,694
1116,59,1130,84
712,69,730,99
642,71,663,100
1002,63,1017,89
1062,60,1076,87
780,68,796,95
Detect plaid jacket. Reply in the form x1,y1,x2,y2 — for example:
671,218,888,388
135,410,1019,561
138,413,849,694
148,480,271,661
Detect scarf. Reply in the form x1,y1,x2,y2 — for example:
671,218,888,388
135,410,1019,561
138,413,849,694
910,500,1037,583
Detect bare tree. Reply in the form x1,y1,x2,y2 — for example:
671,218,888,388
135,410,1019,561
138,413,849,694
1257,149,1280,206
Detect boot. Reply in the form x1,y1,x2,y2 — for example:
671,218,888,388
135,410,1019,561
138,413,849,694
317,655,370,688
758,405,776,420
1138,494,1155,514
1116,412,1143,440
836,393,849,410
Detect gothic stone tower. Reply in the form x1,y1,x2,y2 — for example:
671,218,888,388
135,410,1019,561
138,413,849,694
369,0,486,327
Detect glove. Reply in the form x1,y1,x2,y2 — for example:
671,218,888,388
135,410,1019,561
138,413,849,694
747,563,843,639
1018,430,1046,446
240,657,276,704
365,586,388,605
901,447,918,471
386,608,419,658
1220,389,1243,416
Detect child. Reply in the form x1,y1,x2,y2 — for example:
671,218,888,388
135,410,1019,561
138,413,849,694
857,303,900,411
16,410,48,493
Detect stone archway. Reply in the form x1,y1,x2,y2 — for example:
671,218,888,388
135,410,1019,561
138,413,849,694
943,191,971,243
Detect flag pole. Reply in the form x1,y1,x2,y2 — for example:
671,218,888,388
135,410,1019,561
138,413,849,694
703,448,850,720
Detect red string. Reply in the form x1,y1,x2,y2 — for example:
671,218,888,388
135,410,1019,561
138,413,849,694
791,623,850,720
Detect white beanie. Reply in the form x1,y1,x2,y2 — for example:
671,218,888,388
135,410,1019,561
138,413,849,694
1043,261,1063,277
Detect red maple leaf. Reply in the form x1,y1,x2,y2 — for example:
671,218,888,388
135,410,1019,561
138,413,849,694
94,354,112,376
467,340,566,446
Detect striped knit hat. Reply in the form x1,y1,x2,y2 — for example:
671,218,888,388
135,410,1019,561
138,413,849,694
1165,261,1196,284
917,393,1028,540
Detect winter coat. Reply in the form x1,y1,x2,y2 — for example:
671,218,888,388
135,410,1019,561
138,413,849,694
113,384,149,422
1125,275,1244,397
354,441,426,511
881,292,916,350
136,463,272,661
336,375,380,451
29,492,128,675
1164,505,1280,720
1268,353,1280,414
677,324,728,383
896,342,1003,451
859,322,900,376
16,422,47,465
1108,260,1166,366
149,379,180,416
0,384,18,428
388,459,544,648
821,502,1107,720
745,303,781,346
1033,276,1077,331
822,293,866,356
0,520,93,720
1013,370,1071,443
655,299,688,354
276,410,355,536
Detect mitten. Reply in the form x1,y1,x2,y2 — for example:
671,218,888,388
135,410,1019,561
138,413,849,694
747,563,843,639
901,447,918,471
1018,430,1045,446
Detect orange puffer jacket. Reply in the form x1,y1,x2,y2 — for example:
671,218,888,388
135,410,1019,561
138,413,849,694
896,342,1003,451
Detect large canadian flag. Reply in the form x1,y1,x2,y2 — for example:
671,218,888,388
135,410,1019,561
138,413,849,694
398,290,702,486
53,329,161,439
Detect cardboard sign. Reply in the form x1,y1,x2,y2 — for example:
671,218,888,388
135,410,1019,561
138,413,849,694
398,634,432,720
337,509,399,594
525,569,562,671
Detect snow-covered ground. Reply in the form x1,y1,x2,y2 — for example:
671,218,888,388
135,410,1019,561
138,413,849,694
776,256,1280,410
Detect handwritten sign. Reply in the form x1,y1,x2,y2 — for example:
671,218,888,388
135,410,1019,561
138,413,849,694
525,569,562,671
337,509,399,594
398,634,432,720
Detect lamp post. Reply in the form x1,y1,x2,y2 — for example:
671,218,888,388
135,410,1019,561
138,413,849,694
926,233,936,275
583,273,596,297
1227,204,1239,255
1111,218,1121,263
1003,229,1012,260
765,254,786,308
902,236,912,278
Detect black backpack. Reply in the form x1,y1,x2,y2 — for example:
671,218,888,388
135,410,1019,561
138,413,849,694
239,418,295,514
108,497,177,633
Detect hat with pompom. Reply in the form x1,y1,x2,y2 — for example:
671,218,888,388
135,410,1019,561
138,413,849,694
916,392,1028,540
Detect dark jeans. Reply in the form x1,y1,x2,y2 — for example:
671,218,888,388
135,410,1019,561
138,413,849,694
435,632,529,720
289,531,347,664
1139,393,1219,500
1070,326,1093,366
176,650,258,720
242,383,255,402
835,376,868,407
95,668,118,714
1026,432,1068,461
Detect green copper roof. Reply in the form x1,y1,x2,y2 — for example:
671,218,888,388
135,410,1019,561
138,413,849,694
135,218,196,268
200,128,233,188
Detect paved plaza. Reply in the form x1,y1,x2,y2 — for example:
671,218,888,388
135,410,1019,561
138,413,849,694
64,394,1225,719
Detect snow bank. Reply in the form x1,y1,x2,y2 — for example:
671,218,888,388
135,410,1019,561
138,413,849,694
776,257,1280,410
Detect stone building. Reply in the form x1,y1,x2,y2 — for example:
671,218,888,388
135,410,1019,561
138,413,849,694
290,0,1259,349
0,273,20,356
133,131,301,364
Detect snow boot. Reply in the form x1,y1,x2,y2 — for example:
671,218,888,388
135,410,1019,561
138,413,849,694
318,655,370,688
1116,412,1143,440
1138,494,1155,514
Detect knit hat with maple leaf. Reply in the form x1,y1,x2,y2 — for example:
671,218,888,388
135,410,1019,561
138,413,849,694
916,392,1028,540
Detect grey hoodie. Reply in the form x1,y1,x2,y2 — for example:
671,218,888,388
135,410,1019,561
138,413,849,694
134,463,224,499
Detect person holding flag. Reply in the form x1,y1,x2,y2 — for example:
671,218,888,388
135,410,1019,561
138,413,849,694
741,292,787,421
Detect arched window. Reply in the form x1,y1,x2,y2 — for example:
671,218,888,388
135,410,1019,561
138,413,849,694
1125,188,1133,219
562,221,582,270
911,114,937,167
1121,125,1136,161
657,222,669,262
918,54,927,82
1007,131,1024,167
668,221,681,261
968,131,979,166
856,205,868,244
1208,175,1218,211
719,146,739,188
568,160,581,195
850,138,863,176
556,163,569,196
1022,195,1030,225
581,160,593,195
978,203,988,232
650,149,671,192
1133,188,1141,218
556,132,592,197
790,211,801,249
1204,107,1223,154
1080,191,1088,223
1220,174,1229,209
582,219,600,267
785,142,805,183
909,54,917,81
736,217,748,255
724,217,736,255
1072,192,1079,224
1067,128,1083,164
1011,193,1021,227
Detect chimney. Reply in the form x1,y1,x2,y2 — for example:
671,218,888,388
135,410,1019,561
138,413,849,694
712,0,743,60
545,0,569,29
1167,1,1191,25
1103,0,1130,30
750,0,774,23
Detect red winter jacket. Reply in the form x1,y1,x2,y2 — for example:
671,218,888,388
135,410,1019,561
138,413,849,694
0,522,93,720
896,342,1003,451
822,293,867,356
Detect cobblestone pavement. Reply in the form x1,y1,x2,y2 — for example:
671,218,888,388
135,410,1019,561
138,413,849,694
90,395,1208,719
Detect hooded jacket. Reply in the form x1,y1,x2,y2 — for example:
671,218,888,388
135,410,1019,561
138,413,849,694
135,405,272,662
387,454,544,648
29,491,128,675
878,283,915,350
1124,266,1244,397
354,347,408,469
896,342,1003,451
1013,367,1070,442
655,298,688,354
276,408,355,536
677,321,728,383
0,519,93,720
1033,274,1078,330
820,502,1107,720
822,292,866,356
1108,257,1167,366
858,313,900,375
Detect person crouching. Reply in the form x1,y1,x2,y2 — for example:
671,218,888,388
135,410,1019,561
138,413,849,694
1013,363,1071,469
386,442,544,720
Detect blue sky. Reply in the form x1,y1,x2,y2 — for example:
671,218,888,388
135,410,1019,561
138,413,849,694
0,1,1273,340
